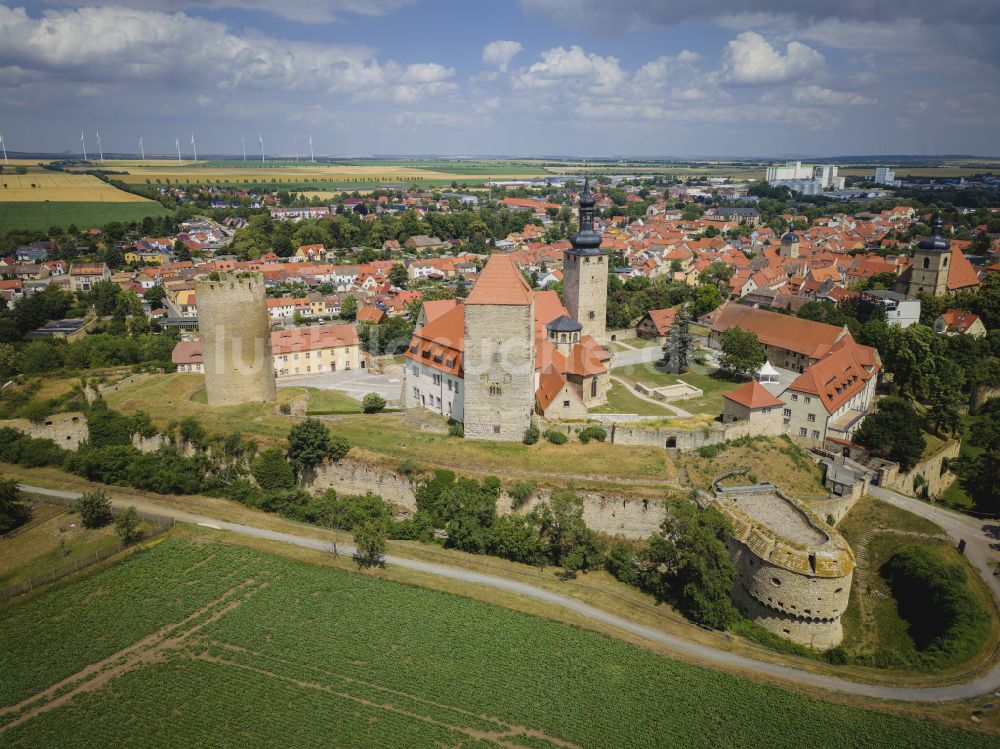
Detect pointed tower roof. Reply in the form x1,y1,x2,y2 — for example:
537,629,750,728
567,176,604,256
466,254,533,306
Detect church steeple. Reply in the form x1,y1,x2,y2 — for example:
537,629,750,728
568,176,603,255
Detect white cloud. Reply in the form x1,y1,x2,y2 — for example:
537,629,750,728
482,40,523,72
512,45,626,94
789,85,875,107
44,0,414,24
720,32,824,85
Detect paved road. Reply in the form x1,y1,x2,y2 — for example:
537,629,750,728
278,369,402,404
17,482,1000,703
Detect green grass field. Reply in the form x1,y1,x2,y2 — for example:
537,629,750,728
1,537,995,748
611,362,740,416
0,201,170,233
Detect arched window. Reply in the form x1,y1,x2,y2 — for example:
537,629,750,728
591,378,597,397
922,257,930,269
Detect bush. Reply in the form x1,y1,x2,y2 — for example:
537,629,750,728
251,448,297,491
506,481,535,510
396,458,417,476
327,435,350,462
307,490,393,531
278,402,291,415
75,490,113,528
697,443,724,459
522,425,540,445
448,421,464,438
543,430,567,445
577,426,607,444
353,520,388,568
362,392,387,414
287,419,332,473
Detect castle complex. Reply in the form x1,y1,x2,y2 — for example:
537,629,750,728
403,179,611,440
711,486,855,649
195,271,277,406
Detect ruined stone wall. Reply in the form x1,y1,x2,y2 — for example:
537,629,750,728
196,272,277,406
463,300,535,442
610,412,783,451
303,457,668,538
0,412,88,450
879,440,960,498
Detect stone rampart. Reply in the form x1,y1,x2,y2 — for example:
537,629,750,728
876,440,960,499
610,413,783,451
0,412,88,450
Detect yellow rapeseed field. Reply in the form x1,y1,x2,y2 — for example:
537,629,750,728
0,173,153,202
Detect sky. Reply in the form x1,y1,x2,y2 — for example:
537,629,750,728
1,0,999,158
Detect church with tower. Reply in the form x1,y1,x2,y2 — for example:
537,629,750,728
403,179,611,441
900,215,981,297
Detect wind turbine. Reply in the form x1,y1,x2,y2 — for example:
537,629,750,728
80,131,88,162
95,131,104,163
175,135,182,165
308,134,315,163
258,133,264,164
0,133,7,166
139,137,145,161
241,137,246,162
293,137,298,162
190,132,198,161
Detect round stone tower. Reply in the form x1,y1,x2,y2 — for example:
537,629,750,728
195,271,277,406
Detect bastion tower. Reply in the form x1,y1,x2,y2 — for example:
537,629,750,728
195,271,277,406
562,177,608,344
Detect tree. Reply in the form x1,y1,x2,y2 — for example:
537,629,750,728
353,520,387,567
87,400,134,449
926,359,965,437
340,294,358,321
718,327,766,380
251,448,297,490
702,261,734,291
688,284,723,318
529,490,603,571
388,263,408,288
75,490,113,528
0,476,30,534
362,392,386,414
640,501,738,629
854,397,925,471
661,307,693,374
286,419,332,473
115,506,143,545
173,239,191,261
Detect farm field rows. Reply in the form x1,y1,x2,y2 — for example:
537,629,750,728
1,538,995,748
0,173,152,202
0,201,170,233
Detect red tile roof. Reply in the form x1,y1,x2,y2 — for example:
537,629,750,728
466,254,533,306
938,308,981,333
723,380,784,410
946,248,981,291
711,302,848,360
787,339,878,414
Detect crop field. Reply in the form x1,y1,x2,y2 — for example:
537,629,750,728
0,173,152,202
0,201,170,233
1,538,995,748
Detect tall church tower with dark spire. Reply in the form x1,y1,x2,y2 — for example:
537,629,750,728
562,177,608,343
908,215,951,297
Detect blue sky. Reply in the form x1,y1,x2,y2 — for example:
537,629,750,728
1,0,998,157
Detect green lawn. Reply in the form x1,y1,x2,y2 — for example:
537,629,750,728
611,361,741,417
0,201,170,233
939,415,982,510
620,337,660,349
1,538,995,748
590,381,675,416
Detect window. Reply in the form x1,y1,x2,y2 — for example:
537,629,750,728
563,400,570,408
812,430,820,439
922,257,930,269
493,425,501,434
447,380,452,391
791,394,798,401
413,387,419,399
799,427,807,436
807,413,816,422
804,396,811,404
588,311,595,320
492,352,501,363
433,374,442,385
771,577,782,586
489,385,502,396
783,408,792,418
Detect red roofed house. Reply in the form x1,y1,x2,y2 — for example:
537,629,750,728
934,309,987,337
356,306,388,324
722,380,784,425
636,307,677,343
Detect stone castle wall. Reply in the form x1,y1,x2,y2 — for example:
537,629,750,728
462,300,535,442
876,440,960,498
610,412,784,451
0,412,88,450
196,272,277,406
303,457,668,538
